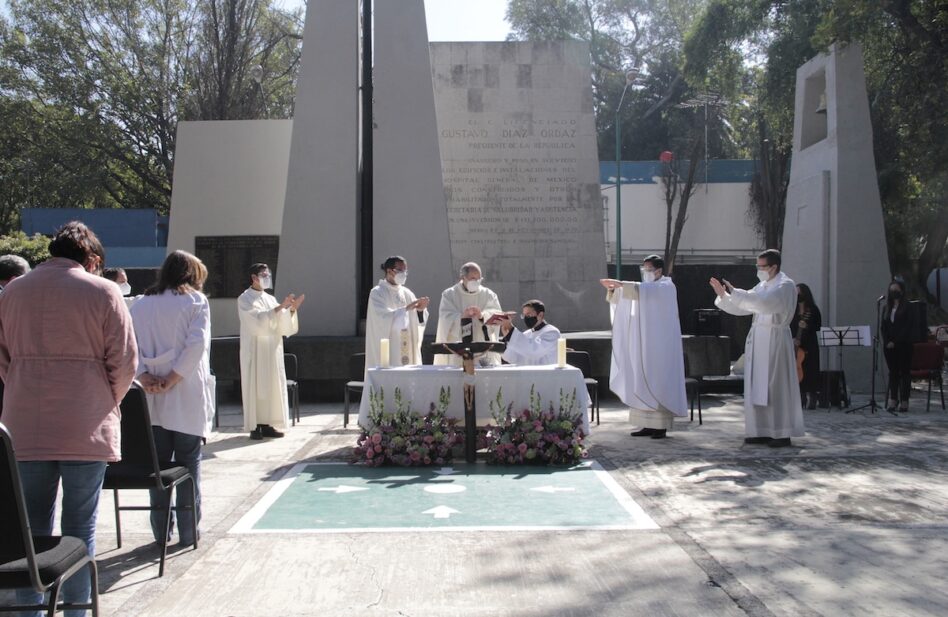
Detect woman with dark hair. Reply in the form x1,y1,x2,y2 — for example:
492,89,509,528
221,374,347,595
881,279,913,412
790,283,822,409
129,250,213,546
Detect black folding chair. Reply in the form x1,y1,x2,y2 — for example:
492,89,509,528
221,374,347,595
285,353,300,425
344,353,365,428
0,422,100,616
684,355,702,425
566,350,599,426
102,384,197,577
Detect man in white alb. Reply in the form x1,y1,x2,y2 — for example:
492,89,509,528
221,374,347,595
365,255,429,373
601,255,687,439
499,299,560,365
238,263,305,440
434,262,503,366
711,249,804,447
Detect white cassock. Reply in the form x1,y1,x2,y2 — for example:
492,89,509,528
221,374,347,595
434,282,503,367
715,271,804,438
365,279,428,374
502,323,561,365
238,288,299,430
130,290,214,438
608,277,688,430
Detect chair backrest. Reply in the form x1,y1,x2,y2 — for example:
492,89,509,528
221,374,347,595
350,352,366,382
0,421,42,587
117,383,162,477
566,350,593,379
911,342,945,371
284,353,298,381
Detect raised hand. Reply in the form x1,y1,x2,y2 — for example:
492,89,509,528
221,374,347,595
290,293,306,312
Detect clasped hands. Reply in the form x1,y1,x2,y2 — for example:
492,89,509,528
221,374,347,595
139,371,182,394
407,296,430,311
277,293,306,313
462,306,483,319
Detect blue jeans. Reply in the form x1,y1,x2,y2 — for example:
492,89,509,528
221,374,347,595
15,460,107,617
149,426,202,546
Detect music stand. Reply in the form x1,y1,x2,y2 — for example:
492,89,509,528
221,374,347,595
817,326,870,412
429,342,507,463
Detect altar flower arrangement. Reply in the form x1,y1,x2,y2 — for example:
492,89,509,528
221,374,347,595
485,386,587,465
353,386,462,467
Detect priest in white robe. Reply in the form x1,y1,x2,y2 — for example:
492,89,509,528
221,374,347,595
711,249,804,447
601,255,687,439
434,262,503,367
500,299,561,365
365,256,429,374
238,263,304,440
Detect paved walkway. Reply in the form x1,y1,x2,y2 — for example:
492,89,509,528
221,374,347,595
5,387,948,616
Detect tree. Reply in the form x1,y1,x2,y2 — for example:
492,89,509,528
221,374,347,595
659,134,704,273
0,231,50,266
747,117,789,251
0,0,302,234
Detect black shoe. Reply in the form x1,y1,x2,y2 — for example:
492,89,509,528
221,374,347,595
899,407,909,413
650,429,667,439
249,429,263,440
630,428,655,437
806,395,817,410
886,405,896,412
260,425,285,438
743,437,772,445
769,438,792,448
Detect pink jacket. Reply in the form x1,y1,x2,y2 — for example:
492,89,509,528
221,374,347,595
0,258,138,461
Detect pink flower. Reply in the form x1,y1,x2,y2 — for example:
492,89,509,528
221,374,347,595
410,451,421,461
371,433,383,444
374,445,382,453
365,448,375,459
518,443,528,453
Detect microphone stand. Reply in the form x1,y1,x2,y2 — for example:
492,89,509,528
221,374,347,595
850,296,889,415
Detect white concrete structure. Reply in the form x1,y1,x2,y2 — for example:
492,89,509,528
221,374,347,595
167,120,293,336
373,0,452,303
277,0,360,336
782,43,891,391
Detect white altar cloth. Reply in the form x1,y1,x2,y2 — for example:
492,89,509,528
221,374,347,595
357,365,591,433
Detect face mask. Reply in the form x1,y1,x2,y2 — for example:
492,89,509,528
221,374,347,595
523,315,539,329
889,290,902,300
118,282,132,296
757,268,770,283
394,271,408,285
465,279,480,293
640,268,656,283
258,275,273,290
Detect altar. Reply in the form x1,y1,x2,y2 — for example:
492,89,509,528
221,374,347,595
357,365,592,434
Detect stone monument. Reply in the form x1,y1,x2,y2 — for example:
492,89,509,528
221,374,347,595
782,43,891,392
372,0,453,303
430,41,609,330
276,0,360,336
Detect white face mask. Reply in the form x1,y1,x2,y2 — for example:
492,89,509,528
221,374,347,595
640,268,656,283
258,275,273,290
118,282,132,296
464,279,480,293
394,271,408,285
756,269,771,283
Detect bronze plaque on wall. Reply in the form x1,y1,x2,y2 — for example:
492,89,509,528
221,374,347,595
195,236,279,298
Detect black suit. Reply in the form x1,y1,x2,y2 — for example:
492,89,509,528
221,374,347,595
881,302,914,405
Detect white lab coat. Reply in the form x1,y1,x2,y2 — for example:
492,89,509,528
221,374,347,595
502,323,561,365
238,288,299,430
365,279,428,374
129,290,214,438
715,271,805,438
434,282,503,366
608,277,688,426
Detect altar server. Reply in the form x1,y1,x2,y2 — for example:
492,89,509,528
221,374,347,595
238,263,304,440
710,249,804,447
500,299,561,365
365,256,429,373
601,255,687,439
434,262,503,366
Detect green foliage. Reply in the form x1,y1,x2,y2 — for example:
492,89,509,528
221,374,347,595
0,0,302,235
0,231,50,266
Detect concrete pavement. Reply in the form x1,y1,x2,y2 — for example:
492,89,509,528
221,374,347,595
5,387,948,616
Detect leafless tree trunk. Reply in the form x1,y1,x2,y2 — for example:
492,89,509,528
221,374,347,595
748,119,790,250
660,133,703,274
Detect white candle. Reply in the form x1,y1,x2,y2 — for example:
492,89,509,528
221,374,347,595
557,338,567,368
379,338,390,368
